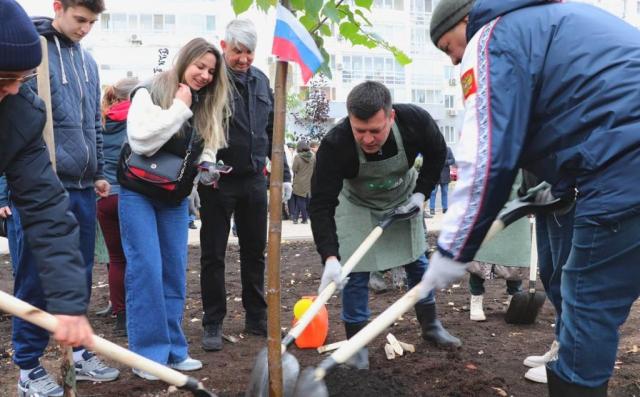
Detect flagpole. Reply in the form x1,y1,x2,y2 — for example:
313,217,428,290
267,1,290,396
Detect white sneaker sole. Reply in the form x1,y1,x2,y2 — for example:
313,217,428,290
75,373,119,382
132,368,160,381
470,313,486,321
169,362,203,371
523,356,546,368
524,366,548,383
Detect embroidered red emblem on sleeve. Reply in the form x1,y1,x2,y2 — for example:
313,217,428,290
461,68,477,100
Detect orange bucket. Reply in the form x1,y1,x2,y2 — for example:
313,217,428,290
292,296,329,349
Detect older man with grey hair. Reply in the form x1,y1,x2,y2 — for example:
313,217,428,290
198,19,292,352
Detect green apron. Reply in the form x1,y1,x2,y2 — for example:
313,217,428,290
335,123,426,272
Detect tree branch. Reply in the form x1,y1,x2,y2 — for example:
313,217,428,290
309,0,345,34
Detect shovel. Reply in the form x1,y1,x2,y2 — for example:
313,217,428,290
504,218,546,324
0,290,217,397
292,188,571,397
246,206,421,397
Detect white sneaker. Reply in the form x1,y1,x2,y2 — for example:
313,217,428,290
523,340,559,368
132,368,160,381
470,295,486,321
17,366,63,397
169,357,203,371
524,364,548,383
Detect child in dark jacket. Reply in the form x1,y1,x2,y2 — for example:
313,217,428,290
98,77,138,336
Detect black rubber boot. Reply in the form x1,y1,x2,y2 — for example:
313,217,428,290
114,311,127,337
547,367,608,397
202,323,223,351
415,302,462,348
344,321,369,370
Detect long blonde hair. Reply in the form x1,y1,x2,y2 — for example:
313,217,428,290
149,38,231,151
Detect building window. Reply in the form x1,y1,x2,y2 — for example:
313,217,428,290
100,13,110,30
140,14,152,31
410,27,428,55
442,125,457,144
112,13,127,31
410,0,433,13
342,55,405,85
443,65,455,80
153,14,164,31
206,15,216,31
444,95,455,109
374,0,403,11
411,88,442,104
165,14,176,32
128,14,138,30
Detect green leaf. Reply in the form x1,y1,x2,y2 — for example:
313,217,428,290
304,0,323,17
339,21,359,37
354,0,374,10
231,0,253,15
289,0,305,11
392,49,412,65
321,2,341,24
354,9,372,26
299,14,318,31
256,0,270,12
319,23,332,36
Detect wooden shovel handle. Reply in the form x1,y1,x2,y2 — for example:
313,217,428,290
0,290,191,388
285,226,384,343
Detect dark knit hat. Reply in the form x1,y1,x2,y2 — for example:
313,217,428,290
0,0,42,71
430,0,474,47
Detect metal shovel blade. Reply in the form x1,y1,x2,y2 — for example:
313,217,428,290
246,348,300,397
504,290,546,324
292,367,329,397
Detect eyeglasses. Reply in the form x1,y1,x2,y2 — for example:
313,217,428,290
0,72,38,87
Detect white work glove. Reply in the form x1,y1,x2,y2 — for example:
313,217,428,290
530,183,575,216
283,182,293,201
417,252,468,299
396,192,425,214
318,257,347,294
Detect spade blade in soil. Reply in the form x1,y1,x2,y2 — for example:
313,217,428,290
504,290,546,324
246,348,300,397
292,367,329,397
179,377,218,397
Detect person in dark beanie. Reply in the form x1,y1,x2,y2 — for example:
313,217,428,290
419,1,640,396
0,1,98,395
6,0,121,391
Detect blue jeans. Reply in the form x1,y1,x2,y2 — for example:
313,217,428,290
119,188,190,364
429,183,449,212
341,254,435,323
8,189,95,369
536,208,574,338
549,213,640,388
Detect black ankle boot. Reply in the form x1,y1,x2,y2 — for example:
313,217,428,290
415,302,462,348
114,311,127,337
547,367,608,397
344,321,369,369
202,323,223,351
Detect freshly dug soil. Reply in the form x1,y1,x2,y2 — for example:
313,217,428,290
0,240,638,396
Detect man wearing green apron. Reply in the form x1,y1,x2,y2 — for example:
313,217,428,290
309,81,462,369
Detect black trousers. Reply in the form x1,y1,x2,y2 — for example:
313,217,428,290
198,173,268,326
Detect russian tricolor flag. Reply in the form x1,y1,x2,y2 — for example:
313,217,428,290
272,4,324,84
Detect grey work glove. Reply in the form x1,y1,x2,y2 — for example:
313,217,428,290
396,192,425,214
283,182,293,201
188,186,200,214
198,168,220,187
526,182,575,216
318,257,347,294
417,252,468,299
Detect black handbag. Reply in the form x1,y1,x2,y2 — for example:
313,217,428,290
119,129,196,195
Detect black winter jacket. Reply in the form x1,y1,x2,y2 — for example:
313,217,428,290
0,86,88,315
216,67,291,182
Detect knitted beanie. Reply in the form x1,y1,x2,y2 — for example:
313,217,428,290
430,0,474,47
0,0,42,71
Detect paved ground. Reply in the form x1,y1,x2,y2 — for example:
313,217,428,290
0,211,446,255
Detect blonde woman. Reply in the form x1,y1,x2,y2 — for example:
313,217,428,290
117,38,230,379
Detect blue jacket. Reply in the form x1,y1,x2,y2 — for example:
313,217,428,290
30,17,104,190
438,0,640,262
0,85,88,315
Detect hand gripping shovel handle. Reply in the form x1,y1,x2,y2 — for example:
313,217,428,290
0,290,215,397
282,206,420,349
